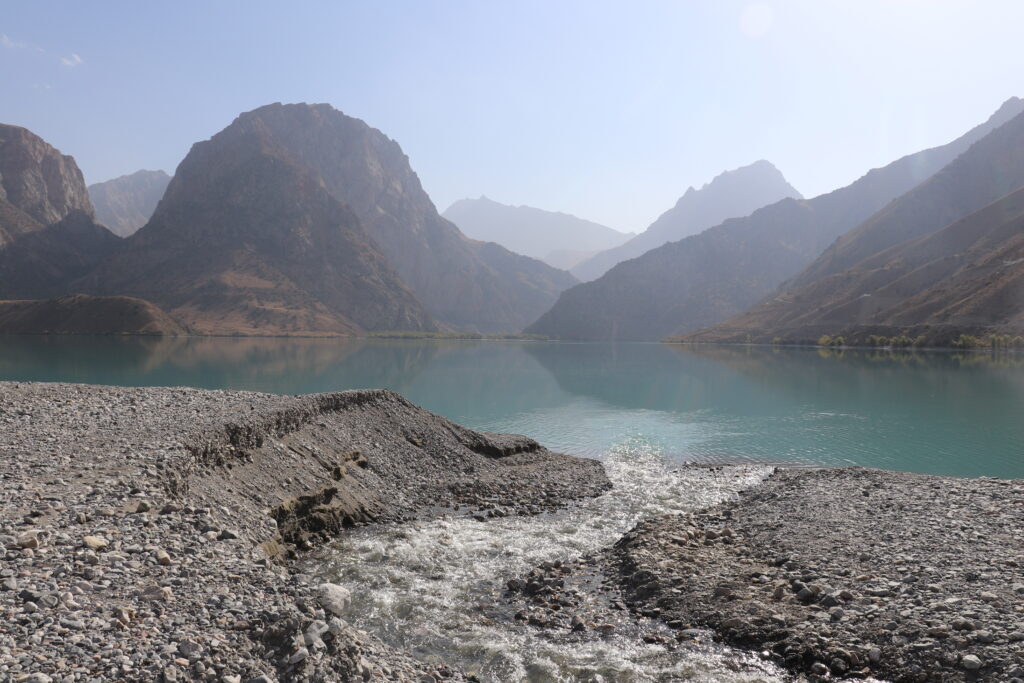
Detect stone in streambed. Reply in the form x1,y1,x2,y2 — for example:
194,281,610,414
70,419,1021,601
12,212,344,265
316,582,351,617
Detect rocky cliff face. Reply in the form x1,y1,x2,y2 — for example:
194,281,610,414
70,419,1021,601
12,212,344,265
527,98,1024,341
0,124,96,244
89,169,171,237
216,103,577,333
570,160,802,281
78,114,436,336
0,124,121,300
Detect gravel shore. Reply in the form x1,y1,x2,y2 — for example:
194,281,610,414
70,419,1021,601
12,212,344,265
5,381,1022,683
0,382,610,682
509,466,1024,682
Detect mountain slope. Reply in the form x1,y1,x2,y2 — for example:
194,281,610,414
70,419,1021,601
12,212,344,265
0,124,122,298
0,294,187,335
77,113,435,336
442,196,632,270
570,160,802,281
527,97,1024,341
684,124,1024,345
0,124,94,234
89,169,171,237
217,103,577,333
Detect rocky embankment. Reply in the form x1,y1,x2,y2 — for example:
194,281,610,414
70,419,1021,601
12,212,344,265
0,295,188,336
509,467,1024,682
0,382,610,682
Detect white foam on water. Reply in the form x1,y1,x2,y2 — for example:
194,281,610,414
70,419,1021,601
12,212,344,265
313,439,796,682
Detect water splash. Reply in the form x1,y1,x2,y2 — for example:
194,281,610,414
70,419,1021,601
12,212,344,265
312,440,795,681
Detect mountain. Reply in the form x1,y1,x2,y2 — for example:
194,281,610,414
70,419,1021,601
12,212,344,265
0,124,94,232
527,97,1024,341
191,103,577,333
442,196,633,270
684,110,1024,345
89,169,171,237
0,294,187,335
77,111,436,336
0,124,122,299
570,160,802,281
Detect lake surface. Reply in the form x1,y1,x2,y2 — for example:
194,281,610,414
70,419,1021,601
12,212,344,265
1,335,1020,478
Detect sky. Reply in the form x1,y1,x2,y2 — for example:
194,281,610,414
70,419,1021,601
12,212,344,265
3,1,1023,233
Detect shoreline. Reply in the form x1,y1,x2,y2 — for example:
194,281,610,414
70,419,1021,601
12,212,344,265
509,466,1024,682
0,381,608,682
2,381,1021,682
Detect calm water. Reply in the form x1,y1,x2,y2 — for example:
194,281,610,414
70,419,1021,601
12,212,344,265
1,335,1020,478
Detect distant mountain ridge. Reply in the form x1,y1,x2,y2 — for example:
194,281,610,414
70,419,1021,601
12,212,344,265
0,124,121,300
570,160,802,281
684,105,1024,345
442,196,633,270
527,97,1024,341
89,169,171,237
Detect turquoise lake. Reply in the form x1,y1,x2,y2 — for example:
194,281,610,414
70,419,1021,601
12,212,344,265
1,335,1021,479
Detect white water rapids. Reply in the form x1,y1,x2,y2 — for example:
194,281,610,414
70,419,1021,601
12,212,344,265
314,440,799,682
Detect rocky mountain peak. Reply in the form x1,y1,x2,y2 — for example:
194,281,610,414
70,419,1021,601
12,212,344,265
570,159,801,281
0,124,94,225
185,102,577,333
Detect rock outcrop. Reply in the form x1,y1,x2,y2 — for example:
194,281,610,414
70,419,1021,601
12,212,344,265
571,160,802,281
527,97,1024,341
88,169,171,237
0,124,94,232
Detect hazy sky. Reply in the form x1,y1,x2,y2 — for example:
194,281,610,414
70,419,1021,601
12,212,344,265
3,1,1023,232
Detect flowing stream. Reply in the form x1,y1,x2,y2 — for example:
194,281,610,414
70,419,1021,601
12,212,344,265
313,440,796,682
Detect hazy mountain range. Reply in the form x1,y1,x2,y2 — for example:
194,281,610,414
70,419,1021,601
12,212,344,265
442,196,633,270
1,97,1022,343
528,97,1024,341
571,160,803,281
88,169,171,238
0,104,578,335
685,103,1024,345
